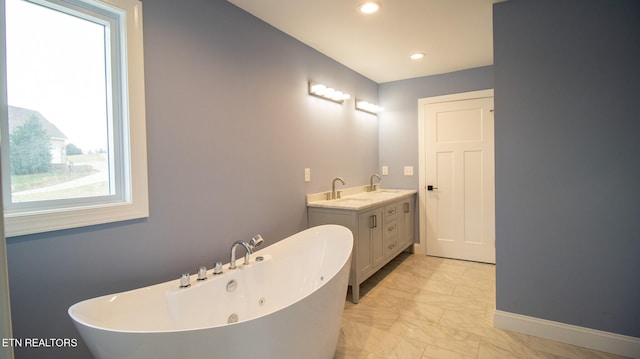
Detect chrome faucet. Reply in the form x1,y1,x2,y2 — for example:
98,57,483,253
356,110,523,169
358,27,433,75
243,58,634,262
229,235,264,269
331,177,345,199
368,174,381,192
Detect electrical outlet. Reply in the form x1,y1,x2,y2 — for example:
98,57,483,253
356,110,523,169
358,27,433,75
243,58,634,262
382,166,388,175
304,168,311,182
404,166,414,176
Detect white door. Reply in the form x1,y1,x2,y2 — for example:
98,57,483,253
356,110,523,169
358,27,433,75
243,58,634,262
419,90,495,263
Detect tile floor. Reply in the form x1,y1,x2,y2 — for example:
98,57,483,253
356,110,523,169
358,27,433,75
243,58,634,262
335,253,628,359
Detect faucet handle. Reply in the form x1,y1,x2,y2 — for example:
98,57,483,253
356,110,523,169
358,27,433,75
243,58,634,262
179,273,191,288
197,266,207,281
213,261,223,275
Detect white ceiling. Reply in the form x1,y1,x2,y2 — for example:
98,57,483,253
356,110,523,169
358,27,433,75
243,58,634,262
228,0,502,84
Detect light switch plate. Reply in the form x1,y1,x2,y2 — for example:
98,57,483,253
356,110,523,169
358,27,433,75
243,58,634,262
404,166,414,176
304,168,311,182
382,166,389,175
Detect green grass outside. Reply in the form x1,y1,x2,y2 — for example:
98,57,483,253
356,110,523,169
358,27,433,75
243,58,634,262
10,153,105,192
12,182,109,202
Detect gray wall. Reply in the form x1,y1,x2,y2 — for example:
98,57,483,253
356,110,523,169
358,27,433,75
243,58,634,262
378,66,494,189
494,0,640,337
5,1,378,358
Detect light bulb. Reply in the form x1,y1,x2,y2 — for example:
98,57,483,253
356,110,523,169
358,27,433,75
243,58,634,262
359,2,381,14
311,83,326,95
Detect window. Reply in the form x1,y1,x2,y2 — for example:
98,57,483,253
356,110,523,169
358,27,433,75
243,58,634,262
1,0,148,237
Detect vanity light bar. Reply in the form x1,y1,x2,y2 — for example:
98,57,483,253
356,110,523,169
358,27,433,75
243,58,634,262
308,81,351,104
355,99,384,115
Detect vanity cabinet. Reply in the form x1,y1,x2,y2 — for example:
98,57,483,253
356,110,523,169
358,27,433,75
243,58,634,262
307,193,416,303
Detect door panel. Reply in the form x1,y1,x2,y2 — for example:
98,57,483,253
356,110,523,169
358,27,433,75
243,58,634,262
436,108,483,142
436,151,454,241
423,95,495,263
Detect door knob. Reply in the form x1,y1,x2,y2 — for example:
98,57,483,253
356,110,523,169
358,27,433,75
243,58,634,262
427,185,438,191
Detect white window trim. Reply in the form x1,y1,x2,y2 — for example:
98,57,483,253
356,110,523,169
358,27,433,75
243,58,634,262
1,0,148,237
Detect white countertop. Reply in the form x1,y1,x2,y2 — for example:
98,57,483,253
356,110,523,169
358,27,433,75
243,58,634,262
306,187,417,211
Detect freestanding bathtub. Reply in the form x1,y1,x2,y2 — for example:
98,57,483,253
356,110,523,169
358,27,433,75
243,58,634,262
69,225,353,359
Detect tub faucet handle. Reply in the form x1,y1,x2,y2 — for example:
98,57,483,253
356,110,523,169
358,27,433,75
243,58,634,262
179,273,191,288
197,266,207,281
213,261,223,275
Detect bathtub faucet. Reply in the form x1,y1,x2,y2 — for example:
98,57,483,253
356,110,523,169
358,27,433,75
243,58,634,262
229,234,264,269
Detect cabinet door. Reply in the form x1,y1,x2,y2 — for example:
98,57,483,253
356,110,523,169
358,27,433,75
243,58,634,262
399,197,415,248
358,208,383,277
370,208,385,269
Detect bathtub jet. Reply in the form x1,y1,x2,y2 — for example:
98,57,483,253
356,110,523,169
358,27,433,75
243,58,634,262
68,225,353,359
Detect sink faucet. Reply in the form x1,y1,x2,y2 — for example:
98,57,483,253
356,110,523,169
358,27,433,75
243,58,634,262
229,235,264,269
369,174,381,192
331,177,345,199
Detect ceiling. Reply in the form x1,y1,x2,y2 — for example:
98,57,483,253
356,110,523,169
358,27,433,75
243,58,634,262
227,0,503,84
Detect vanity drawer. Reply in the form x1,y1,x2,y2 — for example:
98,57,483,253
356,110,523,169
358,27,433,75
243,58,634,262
384,221,397,239
384,222,398,255
384,203,398,222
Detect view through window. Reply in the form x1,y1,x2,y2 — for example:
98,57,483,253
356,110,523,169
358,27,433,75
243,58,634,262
5,0,112,203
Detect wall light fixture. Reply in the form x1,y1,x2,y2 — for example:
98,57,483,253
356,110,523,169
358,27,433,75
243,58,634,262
308,81,351,104
355,99,384,115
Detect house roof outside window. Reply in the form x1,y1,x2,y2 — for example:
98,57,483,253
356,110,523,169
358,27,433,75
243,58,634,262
7,105,67,140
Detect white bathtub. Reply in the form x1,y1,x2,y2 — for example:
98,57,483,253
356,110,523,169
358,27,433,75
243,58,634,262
69,225,353,359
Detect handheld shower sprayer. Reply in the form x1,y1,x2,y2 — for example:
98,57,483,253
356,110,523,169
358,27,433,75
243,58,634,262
249,234,264,250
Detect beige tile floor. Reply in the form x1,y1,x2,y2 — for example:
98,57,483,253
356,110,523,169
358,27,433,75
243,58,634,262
335,253,628,359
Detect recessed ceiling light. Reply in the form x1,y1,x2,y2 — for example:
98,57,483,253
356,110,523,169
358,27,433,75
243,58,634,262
359,2,382,14
410,52,426,60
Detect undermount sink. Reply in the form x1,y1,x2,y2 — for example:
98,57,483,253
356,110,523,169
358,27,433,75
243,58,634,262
357,190,400,198
333,197,370,202
377,189,400,193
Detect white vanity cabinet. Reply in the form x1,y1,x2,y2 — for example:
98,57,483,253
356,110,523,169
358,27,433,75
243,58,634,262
307,191,416,303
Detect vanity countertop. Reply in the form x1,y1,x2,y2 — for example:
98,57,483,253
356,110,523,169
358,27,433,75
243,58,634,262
306,187,417,211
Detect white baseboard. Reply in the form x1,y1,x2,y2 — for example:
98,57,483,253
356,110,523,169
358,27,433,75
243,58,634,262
412,242,426,255
494,310,640,358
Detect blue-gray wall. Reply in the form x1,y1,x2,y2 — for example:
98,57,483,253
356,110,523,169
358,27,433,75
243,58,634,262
378,67,494,189
6,0,640,358
494,0,640,337
5,1,379,358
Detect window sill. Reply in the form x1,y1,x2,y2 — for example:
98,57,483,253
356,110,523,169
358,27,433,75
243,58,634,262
4,196,148,237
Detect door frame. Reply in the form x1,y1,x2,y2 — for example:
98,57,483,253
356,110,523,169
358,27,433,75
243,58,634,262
415,89,494,255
